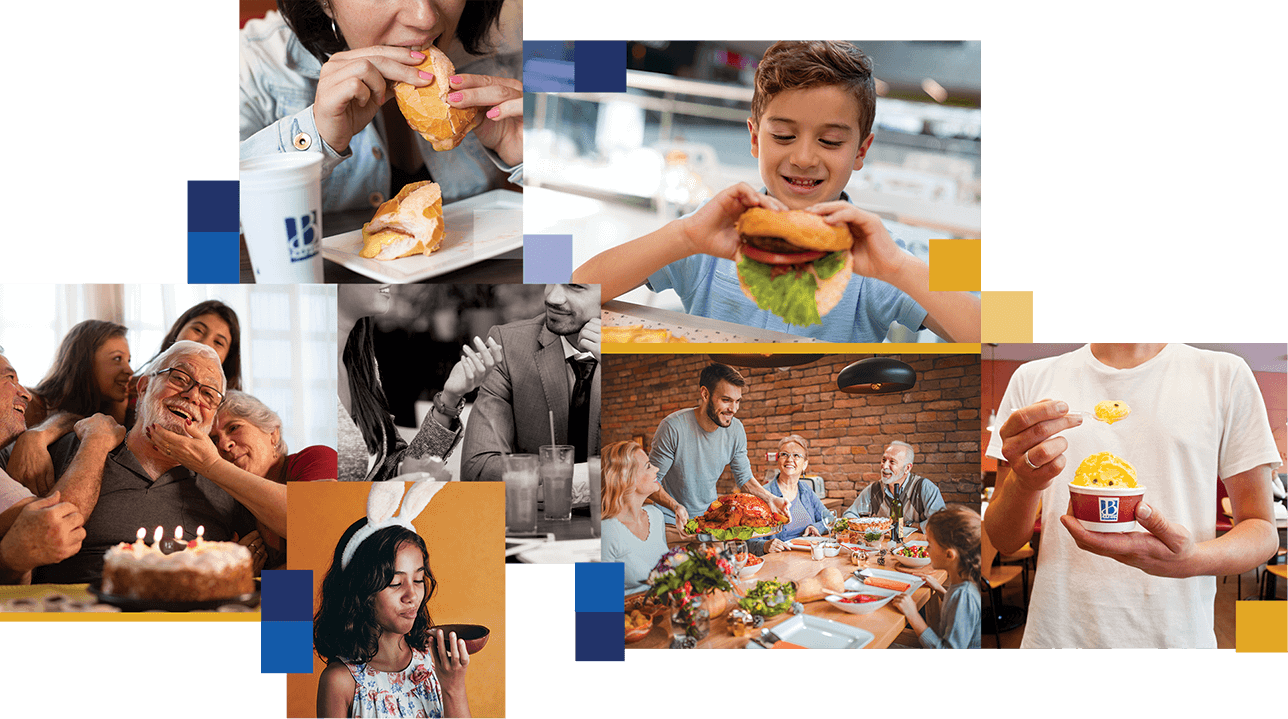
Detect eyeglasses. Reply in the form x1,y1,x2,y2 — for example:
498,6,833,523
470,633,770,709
780,452,806,461
154,367,224,407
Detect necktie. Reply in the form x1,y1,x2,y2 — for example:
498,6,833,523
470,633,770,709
568,356,597,463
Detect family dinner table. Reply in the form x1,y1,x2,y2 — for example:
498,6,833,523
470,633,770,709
630,536,946,649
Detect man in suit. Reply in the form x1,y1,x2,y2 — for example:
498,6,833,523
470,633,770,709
461,285,601,481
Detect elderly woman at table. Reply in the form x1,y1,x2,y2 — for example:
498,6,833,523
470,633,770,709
600,440,670,594
752,435,836,555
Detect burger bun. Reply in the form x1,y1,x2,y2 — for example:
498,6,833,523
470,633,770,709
736,208,852,252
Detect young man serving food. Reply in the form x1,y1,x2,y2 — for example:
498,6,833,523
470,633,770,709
572,41,980,342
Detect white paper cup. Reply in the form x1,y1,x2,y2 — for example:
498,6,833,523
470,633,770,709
239,153,325,283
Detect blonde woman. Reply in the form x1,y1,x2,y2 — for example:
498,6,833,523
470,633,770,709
600,440,669,595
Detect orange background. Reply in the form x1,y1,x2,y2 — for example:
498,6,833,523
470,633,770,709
285,482,505,718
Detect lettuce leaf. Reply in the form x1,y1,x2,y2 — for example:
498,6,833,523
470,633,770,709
736,257,822,327
813,251,847,280
685,518,780,541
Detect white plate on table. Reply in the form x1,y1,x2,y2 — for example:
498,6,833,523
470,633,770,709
845,567,925,595
785,536,829,550
745,614,873,649
321,189,522,283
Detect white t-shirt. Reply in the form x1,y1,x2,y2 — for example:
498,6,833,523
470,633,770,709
986,344,1280,648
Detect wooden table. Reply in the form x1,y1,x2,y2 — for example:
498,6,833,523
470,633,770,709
630,545,945,649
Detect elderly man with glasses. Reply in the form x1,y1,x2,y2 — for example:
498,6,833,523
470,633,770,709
24,341,263,585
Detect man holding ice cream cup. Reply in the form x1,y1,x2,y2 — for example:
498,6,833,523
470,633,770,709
984,343,1280,648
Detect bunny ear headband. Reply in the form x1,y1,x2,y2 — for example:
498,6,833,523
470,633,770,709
341,481,444,570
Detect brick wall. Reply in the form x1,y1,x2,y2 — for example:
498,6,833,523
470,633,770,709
601,354,982,506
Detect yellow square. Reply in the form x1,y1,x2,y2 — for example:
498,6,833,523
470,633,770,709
1235,600,1287,652
981,291,1033,343
928,239,981,291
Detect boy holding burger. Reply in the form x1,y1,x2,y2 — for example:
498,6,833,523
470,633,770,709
572,41,979,342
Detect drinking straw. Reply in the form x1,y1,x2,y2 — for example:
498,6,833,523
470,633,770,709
549,410,557,448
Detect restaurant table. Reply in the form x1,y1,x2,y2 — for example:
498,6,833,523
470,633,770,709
504,502,600,564
630,542,946,649
603,300,819,344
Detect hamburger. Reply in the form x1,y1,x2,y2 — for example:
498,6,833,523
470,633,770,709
360,181,445,260
734,208,853,327
394,46,483,151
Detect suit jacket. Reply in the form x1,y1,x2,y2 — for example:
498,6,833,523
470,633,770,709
461,315,600,481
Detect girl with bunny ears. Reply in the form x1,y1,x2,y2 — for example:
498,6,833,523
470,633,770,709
315,482,471,718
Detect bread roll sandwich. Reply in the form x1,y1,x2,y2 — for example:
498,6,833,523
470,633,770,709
360,181,445,260
394,46,483,151
733,208,853,327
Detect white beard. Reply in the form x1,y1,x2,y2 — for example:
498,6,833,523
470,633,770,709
140,392,205,436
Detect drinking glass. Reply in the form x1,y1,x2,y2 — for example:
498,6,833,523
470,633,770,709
501,454,540,534
539,445,575,521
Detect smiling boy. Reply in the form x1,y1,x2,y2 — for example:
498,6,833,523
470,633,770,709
572,41,979,342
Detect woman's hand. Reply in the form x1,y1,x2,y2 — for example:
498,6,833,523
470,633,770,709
146,423,222,476
447,74,522,166
234,530,269,573
803,525,821,537
764,538,790,553
7,432,59,496
314,47,435,153
441,336,504,402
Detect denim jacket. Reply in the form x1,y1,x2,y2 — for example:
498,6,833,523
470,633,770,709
239,12,521,214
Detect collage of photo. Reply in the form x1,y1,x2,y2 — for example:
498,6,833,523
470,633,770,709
1,1,1285,717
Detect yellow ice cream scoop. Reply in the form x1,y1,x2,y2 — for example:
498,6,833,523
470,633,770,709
1072,452,1138,488
1093,400,1131,425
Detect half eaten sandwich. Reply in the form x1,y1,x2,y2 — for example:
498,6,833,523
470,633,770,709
360,181,445,260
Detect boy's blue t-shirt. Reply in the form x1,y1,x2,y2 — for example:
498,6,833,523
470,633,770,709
645,199,928,342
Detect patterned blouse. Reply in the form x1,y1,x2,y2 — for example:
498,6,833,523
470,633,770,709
341,648,443,718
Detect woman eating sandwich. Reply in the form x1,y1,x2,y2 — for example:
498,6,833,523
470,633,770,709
240,0,522,214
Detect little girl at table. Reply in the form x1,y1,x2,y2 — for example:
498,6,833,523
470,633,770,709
893,504,982,649
315,482,471,717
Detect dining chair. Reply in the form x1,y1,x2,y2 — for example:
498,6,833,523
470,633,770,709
981,526,1025,648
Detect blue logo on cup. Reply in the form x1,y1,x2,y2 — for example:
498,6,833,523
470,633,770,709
1098,497,1119,522
284,211,319,263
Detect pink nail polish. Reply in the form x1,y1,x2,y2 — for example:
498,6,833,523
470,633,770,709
487,107,500,119
449,75,462,85
419,70,433,80
411,51,426,60
448,92,462,103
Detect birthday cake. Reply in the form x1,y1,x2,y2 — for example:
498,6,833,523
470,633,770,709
102,541,255,602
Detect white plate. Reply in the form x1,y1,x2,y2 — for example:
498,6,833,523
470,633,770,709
844,567,925,595
786,536,829,550
745,614,874,649
321,189,522,283
824,587,900,615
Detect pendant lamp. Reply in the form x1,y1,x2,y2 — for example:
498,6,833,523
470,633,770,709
836,357,916,394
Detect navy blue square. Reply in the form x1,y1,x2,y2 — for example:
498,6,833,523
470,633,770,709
573,41,627,92
523,40,575,92
261,569,314,622
189,180,239,232
575,612,625,661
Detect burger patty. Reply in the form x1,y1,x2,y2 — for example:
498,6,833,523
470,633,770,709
741,235,806,254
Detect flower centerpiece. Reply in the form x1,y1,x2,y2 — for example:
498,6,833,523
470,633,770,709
646,545,738,642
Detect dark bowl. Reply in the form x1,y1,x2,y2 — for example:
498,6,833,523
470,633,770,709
433,623,491,655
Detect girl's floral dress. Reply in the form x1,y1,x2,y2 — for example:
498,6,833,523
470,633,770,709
341,647,443,718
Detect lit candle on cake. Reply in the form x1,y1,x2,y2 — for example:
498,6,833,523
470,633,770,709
196,525,205,545
153,526,164,554
133,528,146,556
175,526,184,542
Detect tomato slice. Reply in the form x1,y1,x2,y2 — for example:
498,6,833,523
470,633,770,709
740,244,827,265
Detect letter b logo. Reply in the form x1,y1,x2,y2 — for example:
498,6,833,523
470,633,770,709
284,211,320,263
